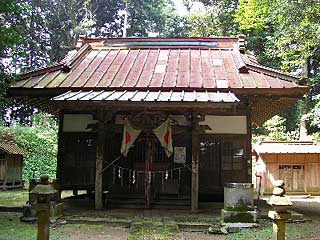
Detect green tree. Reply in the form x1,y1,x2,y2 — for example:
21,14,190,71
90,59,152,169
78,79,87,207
235,0,320,138
0,113,58,179
235,0,320,72
7,0,185,72
185,0,239,37
253,115,299,143
0,1,26,116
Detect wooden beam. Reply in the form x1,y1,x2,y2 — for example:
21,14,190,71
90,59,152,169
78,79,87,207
55,106,250,117
49,101,240,110
191,113,201,212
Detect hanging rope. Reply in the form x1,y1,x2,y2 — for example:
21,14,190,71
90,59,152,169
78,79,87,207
99,155,122,175
112,163,192,174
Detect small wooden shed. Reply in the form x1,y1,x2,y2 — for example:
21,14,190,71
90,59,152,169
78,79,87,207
252,141,320,195
0,142,25,189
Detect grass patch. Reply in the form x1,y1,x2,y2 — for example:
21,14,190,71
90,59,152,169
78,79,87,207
0,213,109,240
129,220,179,240
0,189,80,207
226,220,272,240
0,212,66,240
226,219,320,240
0,189,29,206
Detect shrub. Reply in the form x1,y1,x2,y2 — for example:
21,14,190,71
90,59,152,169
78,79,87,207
0,119,57,180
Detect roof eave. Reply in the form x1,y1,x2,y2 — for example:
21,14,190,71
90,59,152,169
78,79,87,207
8,86,310,98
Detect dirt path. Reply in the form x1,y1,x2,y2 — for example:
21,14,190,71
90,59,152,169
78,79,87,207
60,226,226,240
180,232,225,240
59,226,129,240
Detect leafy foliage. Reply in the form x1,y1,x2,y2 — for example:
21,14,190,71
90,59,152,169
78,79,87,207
235,0,320,72
185,0,239,37
0,1,25,116
0,1,25,58
252,115,299,143
0,114,58,180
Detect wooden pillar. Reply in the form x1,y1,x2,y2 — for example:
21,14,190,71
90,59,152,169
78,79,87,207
246,103,252,182
2,157,7,189
56,113,64,192
191,114,200,212
95,112,106,210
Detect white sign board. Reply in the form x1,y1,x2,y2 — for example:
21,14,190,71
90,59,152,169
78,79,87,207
174,147,186,164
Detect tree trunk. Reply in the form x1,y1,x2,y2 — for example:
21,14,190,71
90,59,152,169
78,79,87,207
123,0,128,37
299,96,308,140
299,58,310,140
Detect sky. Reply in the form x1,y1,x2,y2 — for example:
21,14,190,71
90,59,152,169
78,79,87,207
173,0,205,16
173,0,188,15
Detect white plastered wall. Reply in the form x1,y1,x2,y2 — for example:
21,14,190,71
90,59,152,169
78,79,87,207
200,116,247,134
63,114,98,132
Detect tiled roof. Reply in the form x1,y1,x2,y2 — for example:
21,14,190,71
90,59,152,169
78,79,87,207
253,141,320,154
52,90,239,103
12,37,308,95
0,142,26,155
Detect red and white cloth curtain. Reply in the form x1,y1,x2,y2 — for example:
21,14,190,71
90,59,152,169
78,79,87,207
120,118,173,208
120,118,173,157
153,119,173,157
120,120,142,157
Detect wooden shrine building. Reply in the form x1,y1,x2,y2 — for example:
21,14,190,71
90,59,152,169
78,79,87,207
253,141,320,195
9,36,309,210
0,142,25,189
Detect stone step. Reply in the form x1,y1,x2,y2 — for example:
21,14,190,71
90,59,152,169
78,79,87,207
108,194,191,209
0,205,23,212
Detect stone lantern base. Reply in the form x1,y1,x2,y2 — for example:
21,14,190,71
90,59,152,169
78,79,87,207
221,183,259,227
221,209,258,223
21,202,64,222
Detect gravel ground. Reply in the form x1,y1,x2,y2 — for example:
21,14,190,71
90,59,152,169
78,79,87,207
290,196,320,217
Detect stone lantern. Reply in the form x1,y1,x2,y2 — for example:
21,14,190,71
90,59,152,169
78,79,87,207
268,180,292,240
31,175,56,240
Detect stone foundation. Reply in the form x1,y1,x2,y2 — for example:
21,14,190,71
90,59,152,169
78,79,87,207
221,209,258,223
21,202,63,222
221,183,259,227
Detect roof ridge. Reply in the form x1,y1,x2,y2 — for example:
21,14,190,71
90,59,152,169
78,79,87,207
240,53,300,82
16,44,92,82
80,36,240,42
0,142,27,155
17,62,64,81
63,43,92,71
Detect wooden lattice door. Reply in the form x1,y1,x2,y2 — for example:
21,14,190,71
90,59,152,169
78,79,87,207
199,141,222,193
199,137,246,194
